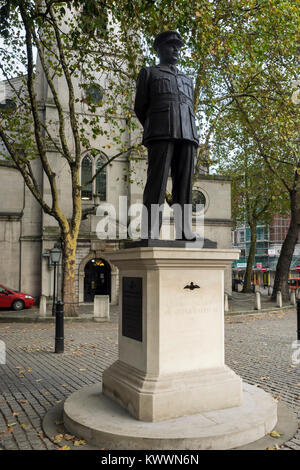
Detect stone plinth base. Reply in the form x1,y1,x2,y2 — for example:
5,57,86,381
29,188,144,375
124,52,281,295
104,247,242,421
63,382,278,450
103,360,242,422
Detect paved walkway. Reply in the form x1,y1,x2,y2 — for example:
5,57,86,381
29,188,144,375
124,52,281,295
0,307,299,450
228,291,293,314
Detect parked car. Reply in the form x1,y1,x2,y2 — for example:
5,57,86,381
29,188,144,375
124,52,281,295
0,284,34,310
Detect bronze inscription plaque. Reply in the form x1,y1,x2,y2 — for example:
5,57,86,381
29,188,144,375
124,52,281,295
122,277,143,342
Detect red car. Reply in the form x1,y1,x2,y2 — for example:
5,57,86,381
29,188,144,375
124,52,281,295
0,284,34,311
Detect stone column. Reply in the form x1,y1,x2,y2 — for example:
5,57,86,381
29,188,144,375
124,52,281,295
103,247,242,422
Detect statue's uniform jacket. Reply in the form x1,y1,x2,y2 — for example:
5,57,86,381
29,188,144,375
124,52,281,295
134,65,199,147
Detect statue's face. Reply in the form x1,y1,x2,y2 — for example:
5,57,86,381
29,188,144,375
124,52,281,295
158,41,180,65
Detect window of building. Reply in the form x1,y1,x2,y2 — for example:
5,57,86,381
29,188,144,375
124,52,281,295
192,190,206,212
85,83,104,106
81,155,93,200
81,153,107,201
96,156,107,201
239,230,245,242
257,226,265,241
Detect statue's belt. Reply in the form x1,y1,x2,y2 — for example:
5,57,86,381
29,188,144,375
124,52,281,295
148,96,194,111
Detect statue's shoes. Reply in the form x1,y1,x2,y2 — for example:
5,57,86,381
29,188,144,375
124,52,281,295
176,232,202,242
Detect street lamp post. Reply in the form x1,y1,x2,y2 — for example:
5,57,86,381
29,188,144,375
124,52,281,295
50,244,62,316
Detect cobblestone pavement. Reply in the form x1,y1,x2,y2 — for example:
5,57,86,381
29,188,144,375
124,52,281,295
0,307,299,450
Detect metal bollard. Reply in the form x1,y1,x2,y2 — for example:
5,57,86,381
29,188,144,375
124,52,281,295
55,300,64,353
297,299,300,341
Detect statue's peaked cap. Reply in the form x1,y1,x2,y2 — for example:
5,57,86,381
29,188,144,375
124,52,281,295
153,31,183,51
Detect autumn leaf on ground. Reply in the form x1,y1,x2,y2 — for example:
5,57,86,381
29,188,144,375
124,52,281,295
269,430,282,438
55,421,63,425
73,439,87,446
4,428,13,434
7,423,17,427
12,412,19,417
53,434,64,444
57,446,70,450
64,434,75,441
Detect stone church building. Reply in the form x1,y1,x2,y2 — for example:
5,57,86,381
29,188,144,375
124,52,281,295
0,59,233,308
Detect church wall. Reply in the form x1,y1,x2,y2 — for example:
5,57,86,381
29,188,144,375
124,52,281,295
0,164,23,290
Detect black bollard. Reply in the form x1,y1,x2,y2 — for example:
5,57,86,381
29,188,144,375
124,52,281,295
297,299,300,341
55,300,64,353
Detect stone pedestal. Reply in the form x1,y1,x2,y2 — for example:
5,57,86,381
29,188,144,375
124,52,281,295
103,247,242,422
94,295,110,321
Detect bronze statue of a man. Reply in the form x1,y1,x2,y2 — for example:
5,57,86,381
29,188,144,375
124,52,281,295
134,30,199,240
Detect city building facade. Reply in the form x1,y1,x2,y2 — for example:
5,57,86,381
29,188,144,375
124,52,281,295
232,216,300,289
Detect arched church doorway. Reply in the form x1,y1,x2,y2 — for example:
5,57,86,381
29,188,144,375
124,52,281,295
84,258,111,302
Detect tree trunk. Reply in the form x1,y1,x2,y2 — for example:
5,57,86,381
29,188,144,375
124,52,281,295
61,234,78,317
243,221,257,293
271,191,300,301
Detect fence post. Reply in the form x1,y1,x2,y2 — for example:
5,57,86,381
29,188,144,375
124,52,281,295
55,301,64,354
